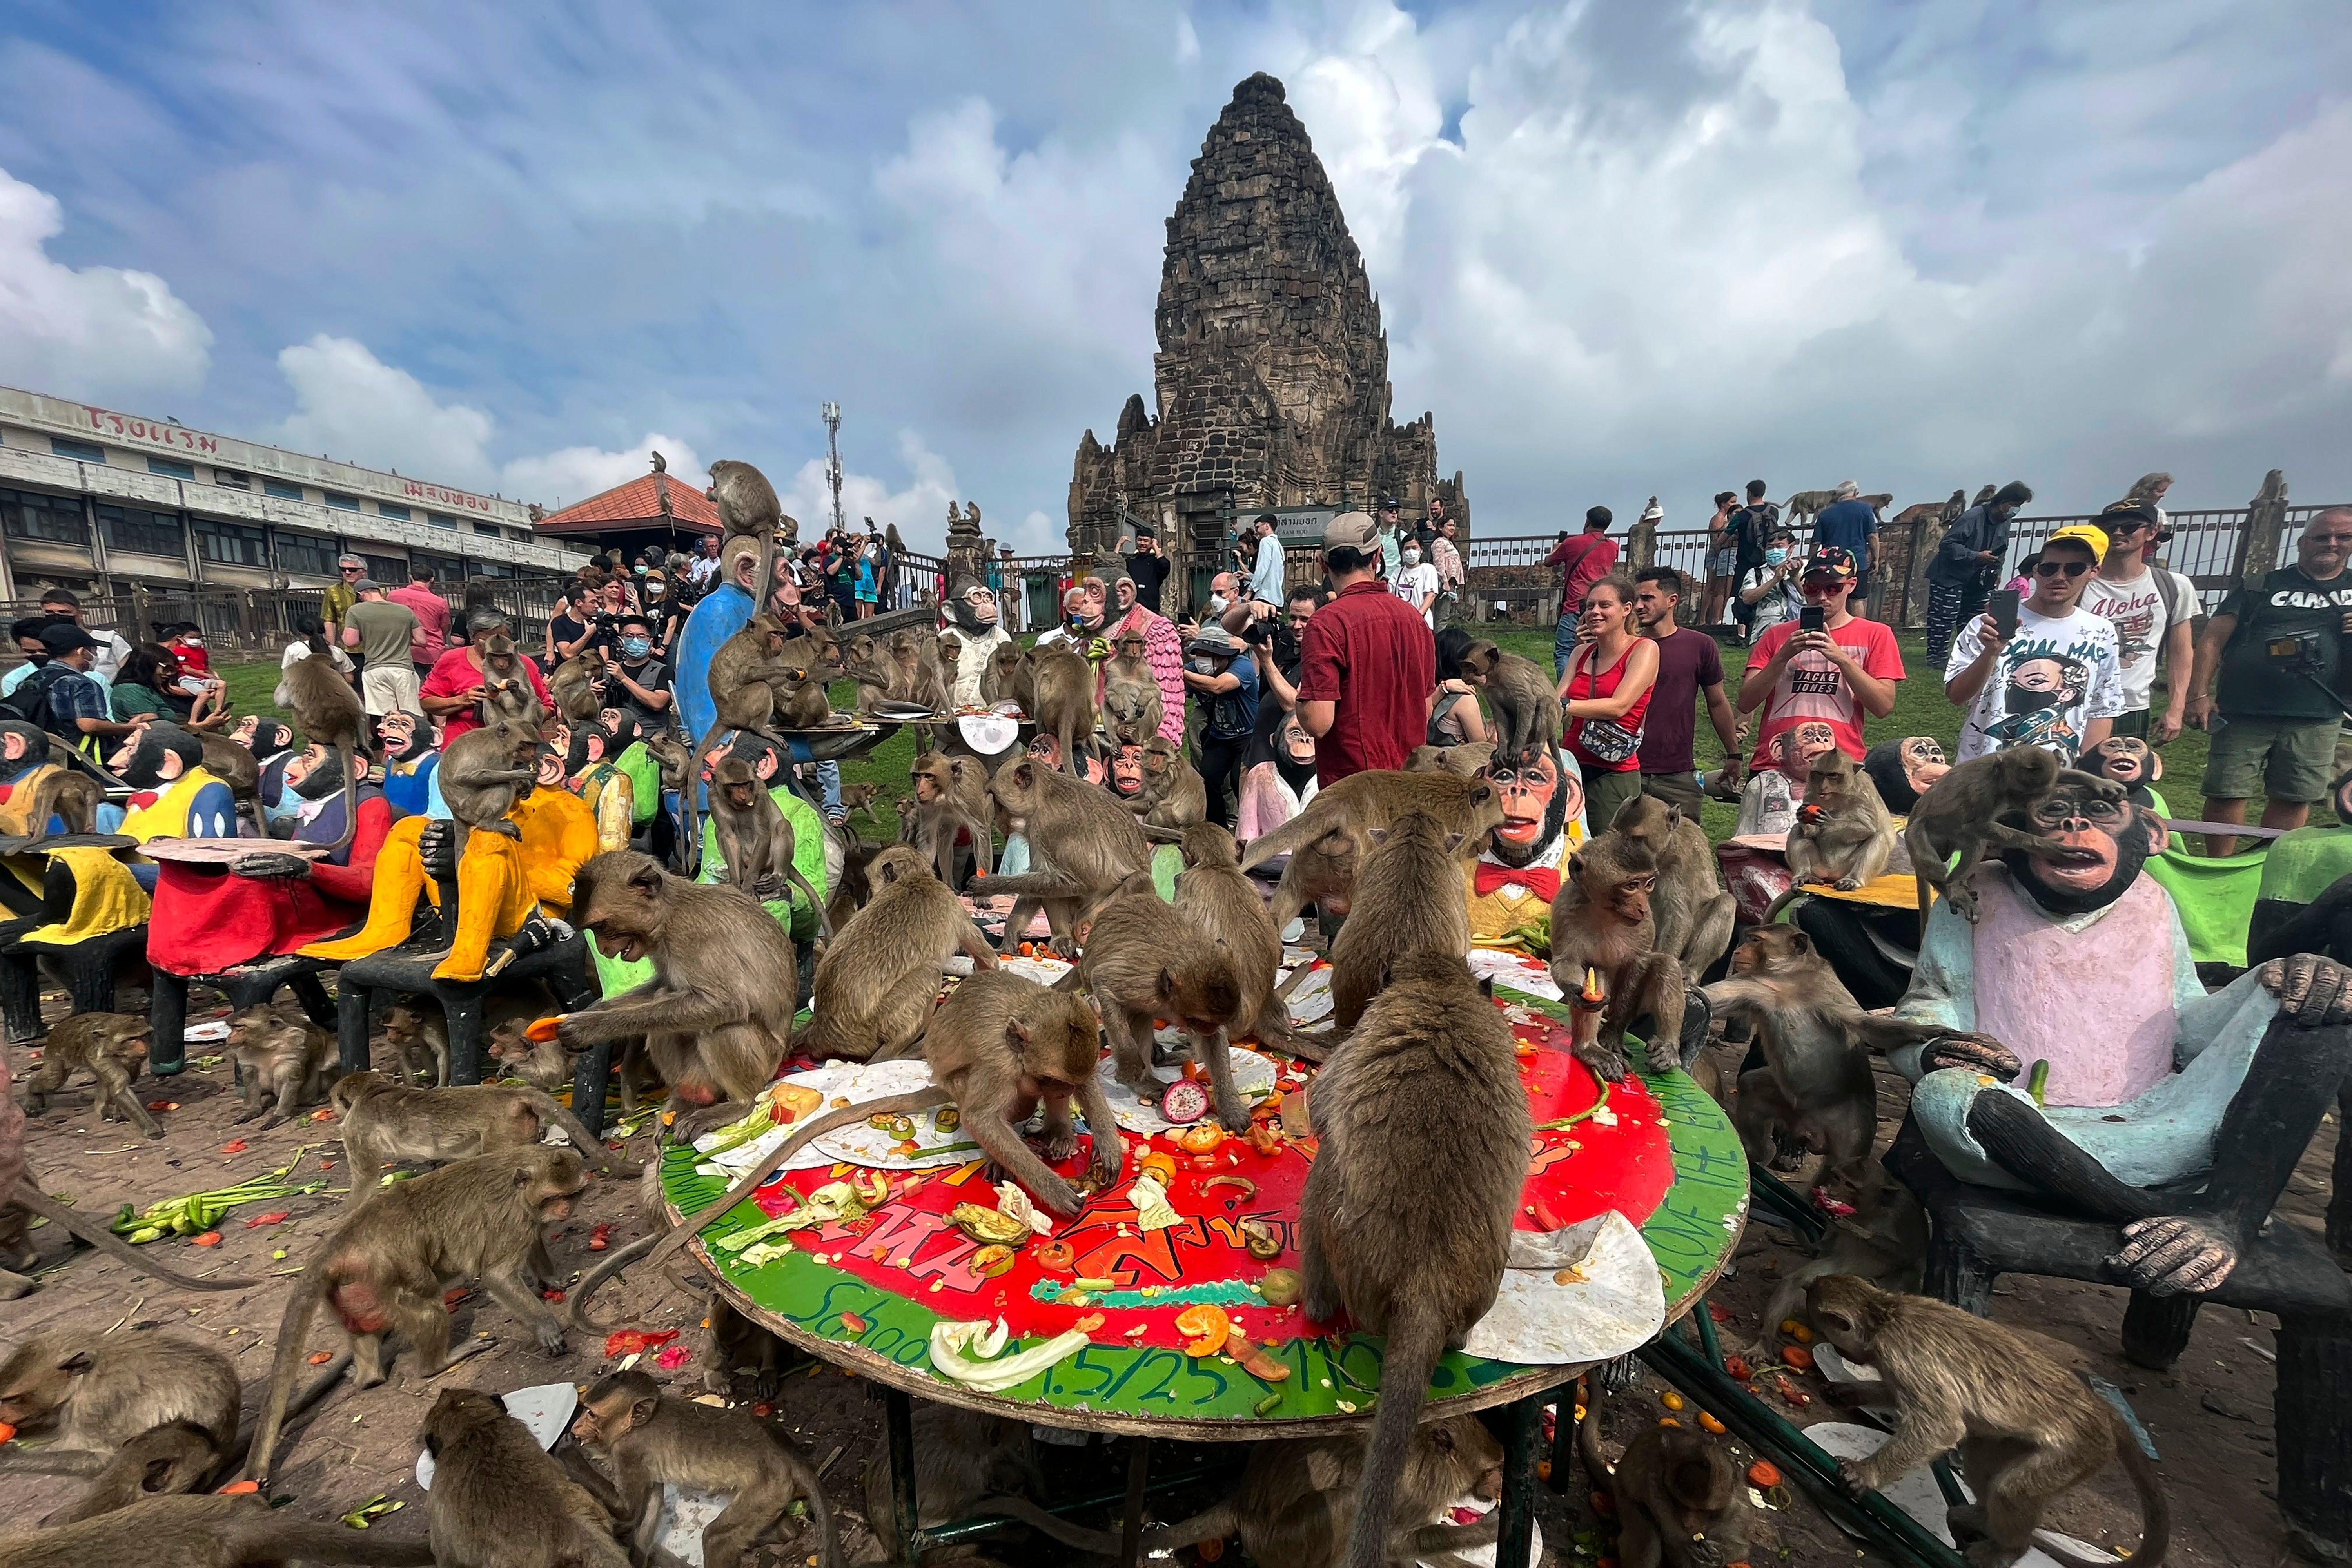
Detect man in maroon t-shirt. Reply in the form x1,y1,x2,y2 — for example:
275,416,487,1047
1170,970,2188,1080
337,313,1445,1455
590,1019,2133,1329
1546,506,1619,675
1296,511,1437,784
1632,566,1741,813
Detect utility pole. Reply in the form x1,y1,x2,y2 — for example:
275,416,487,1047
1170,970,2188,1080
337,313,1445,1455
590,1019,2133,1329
821,401,846,537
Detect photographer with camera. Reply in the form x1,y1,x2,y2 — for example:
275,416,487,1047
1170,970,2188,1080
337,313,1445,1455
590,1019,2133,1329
2187,506,2352,855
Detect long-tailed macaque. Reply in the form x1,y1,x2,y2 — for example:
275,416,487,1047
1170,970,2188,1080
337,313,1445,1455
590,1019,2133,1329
280,634,365,850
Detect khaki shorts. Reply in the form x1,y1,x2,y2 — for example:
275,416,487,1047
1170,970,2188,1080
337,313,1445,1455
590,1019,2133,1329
360,663,423,719
2203,715,2338,804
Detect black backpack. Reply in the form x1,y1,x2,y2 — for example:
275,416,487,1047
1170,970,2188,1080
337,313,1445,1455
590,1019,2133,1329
0,662,71,737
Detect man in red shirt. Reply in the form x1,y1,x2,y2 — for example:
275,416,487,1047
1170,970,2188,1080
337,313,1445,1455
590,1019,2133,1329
1737,545,1904,777
1296,511,1436,784
1546,506,1619,674
390,564,452,676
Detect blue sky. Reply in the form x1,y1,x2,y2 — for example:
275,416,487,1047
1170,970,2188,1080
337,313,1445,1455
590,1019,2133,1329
2,1,2346,552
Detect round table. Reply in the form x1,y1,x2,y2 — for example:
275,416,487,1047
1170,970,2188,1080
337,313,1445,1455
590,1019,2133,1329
660,980,1747,1561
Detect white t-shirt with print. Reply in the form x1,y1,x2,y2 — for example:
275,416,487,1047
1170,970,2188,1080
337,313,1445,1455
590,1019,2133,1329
2079,569,2182,713
1946,604,2124,765
1390,561,1439,626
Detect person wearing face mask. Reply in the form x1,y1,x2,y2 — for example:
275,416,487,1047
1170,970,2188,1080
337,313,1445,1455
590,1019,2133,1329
1390,537,1439,627
638,570,679,657
606,614,675,734
1737,524,1805,638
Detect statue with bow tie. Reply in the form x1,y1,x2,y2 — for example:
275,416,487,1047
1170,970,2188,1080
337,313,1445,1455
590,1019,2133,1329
1461,743,1588,947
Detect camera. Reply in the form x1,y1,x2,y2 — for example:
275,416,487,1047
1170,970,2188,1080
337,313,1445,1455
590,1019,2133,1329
2265,630,2328,674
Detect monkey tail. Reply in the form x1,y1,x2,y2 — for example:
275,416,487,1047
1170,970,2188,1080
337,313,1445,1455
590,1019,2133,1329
220,1351,353,1475
971,1495,1132,1555
1236,811,1319,873
1343,1308,1448,1568
10,1181,259,1292
243,1257,341,1483
641,1089,953,1279
517,1087,633,1176
2033,1407,2169,1568
1135,1499,1243,1553
786,863,832,941
566,1233,658,1336
1760,885,1806,926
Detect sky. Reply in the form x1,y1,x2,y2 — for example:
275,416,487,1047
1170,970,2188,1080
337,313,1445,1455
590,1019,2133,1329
1,1,2347,555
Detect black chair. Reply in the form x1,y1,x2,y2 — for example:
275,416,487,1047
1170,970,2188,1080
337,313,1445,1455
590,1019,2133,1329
1887,1096,2352,1558
149,953,338,1074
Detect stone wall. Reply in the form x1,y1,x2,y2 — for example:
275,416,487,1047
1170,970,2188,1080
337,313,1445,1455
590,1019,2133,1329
1068,73,1457,595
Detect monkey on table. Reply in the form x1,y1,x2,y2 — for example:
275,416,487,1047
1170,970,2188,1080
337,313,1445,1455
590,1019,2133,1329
1239,768,1505,933
1546,832,1693,1082
0,1494,437,1568
1298,952,1529,1568
244,1146,591,1483
1062,871,1248,1128
1605,793,1736,976
798,845,998,1063
1171,822,1289,1046
1319,811,1475,1036
581,964,1119,1325
557,850,799,1132
21,1012,160,1137
1808,1275,2168,1568
419,1387,630,1568
572,1368,839,1567
967,756,1150,954
905,750,995,888
708,751,830,932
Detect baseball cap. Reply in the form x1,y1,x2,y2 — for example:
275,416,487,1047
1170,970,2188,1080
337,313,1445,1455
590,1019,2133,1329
38,623,101,654
1324,510,1380,553
1379,497,1401,511
2096,499,2156,533
1802,545,1859,579
2042,523,2109,563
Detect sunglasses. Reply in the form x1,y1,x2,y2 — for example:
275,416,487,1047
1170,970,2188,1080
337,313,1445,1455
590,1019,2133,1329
340,566,363,573
2032,560,2091,578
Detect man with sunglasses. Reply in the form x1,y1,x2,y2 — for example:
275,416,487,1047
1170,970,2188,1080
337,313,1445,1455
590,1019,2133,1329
2079,498,2193,744
1736,544,1903,777
2188,505,2352,855
322,555,366,643
1945,523,2122,765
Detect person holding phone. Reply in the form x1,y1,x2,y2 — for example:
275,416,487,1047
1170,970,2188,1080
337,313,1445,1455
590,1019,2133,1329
1925,481,2033,667
1944,523,2123,766
1736,545,1904,779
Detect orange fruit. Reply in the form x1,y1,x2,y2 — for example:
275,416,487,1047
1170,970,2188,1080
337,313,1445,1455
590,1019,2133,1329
1746,1460,1781,1488
1176,1304,1230,1358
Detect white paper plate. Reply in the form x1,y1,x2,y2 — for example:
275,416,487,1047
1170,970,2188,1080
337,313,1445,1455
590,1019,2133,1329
693,1060,958,1176
1283,965,1333,1025
184,1020,232,1042
1461,1210,1666,1366
1101,1045,1280,1135
1466,948,1561,1001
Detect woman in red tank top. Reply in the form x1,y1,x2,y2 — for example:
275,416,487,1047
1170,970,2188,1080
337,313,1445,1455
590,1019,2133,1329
1554,575,1659,833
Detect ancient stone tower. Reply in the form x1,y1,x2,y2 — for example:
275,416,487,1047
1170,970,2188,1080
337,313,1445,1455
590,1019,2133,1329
1067,72,1465,591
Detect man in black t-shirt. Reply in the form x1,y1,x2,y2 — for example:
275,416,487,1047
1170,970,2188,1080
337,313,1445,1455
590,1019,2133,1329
1730,479,1778,634
605,614,676,736
2189,506,2352,854
1124,526,1171,613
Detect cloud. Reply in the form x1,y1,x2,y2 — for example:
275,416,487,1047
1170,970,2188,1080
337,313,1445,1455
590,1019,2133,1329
777,430,969,553
274,335,496,485
0,165,211,402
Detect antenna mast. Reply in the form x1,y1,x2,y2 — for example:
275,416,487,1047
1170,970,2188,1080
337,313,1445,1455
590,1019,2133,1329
821,401,846,536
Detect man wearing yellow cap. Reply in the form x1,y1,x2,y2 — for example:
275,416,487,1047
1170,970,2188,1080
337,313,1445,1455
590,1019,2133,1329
1943,522,2123,766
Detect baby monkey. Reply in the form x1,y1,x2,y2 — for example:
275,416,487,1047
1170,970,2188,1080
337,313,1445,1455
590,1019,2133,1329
573,1368,838,1568
1906,747,2121,925
1806,1275,2168,1568
708,753,830,933
22,1012,159,1137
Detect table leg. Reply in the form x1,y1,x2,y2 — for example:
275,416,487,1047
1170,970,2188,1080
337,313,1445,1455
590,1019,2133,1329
1495,1390,1543,1568
1119,1434,1152,1568
885,1386,920,1566
1548,1375,1580,1492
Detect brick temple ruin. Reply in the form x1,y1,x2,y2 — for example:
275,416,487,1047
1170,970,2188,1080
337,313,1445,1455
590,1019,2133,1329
1066,72,1465,601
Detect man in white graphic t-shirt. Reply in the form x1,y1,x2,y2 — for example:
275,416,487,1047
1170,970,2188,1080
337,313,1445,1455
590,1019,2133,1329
2078,497,2192,744
1945,523,2124,766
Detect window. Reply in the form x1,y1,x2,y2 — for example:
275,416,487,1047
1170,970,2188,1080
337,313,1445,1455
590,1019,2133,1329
49,437,105,464
359,553,407,584
214,468,250,490
473,522,502,537
427,512,461,530
147,457,196,481
377,503,411,521
98,504,185,558
325,492,361,512
413,550,464,586
192,515,270,568
0,488,89,545
273,530,341,577
468,557,515,579
263,479,305,501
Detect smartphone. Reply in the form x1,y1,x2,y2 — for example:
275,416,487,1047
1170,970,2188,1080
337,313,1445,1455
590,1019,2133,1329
1991,588,2022,639
1798,605,1826,634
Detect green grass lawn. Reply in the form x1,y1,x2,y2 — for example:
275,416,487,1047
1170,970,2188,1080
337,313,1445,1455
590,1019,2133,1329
218,625,2246,846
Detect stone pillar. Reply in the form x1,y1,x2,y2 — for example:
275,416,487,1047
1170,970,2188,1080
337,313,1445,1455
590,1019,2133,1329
2236,469,2290,585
